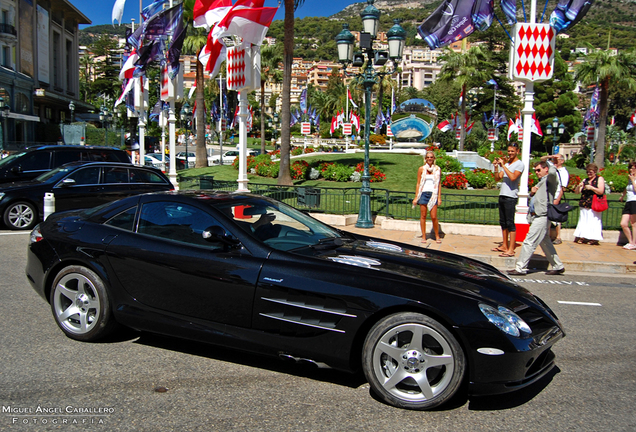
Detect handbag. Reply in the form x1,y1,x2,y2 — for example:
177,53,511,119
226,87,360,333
548,202,574,222
592,194,608,212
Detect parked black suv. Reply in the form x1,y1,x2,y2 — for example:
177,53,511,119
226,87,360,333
0,145,131,184
0,161,174,230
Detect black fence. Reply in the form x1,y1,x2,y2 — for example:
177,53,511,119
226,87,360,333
179,176,624,230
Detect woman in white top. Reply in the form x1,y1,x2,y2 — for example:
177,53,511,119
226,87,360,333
412,151,442,243
620,162,636,249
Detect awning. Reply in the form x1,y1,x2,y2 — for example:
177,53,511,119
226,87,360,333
7,112,40,122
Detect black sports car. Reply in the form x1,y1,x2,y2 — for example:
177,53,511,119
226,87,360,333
25,191,565,410
1,161,174,230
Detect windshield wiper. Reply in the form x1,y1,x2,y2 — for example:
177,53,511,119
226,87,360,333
310,236,353,250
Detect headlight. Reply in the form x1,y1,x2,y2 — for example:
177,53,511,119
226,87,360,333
479,304,532,337
0,192,5,201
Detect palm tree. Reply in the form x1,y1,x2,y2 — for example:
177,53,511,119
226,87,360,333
182,0,208,168
575,47,636,167
278,0,306,186
259,44,283,154
438,45,491,151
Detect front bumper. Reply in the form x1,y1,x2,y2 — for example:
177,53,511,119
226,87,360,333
464,325,565,396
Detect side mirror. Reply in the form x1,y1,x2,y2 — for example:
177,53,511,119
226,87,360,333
60,178,76,187
202,225,241,247
11,166,21,175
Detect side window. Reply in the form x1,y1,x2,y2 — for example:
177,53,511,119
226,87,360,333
64,167,101,186
105,207,137,231
129,169,164,184
137,202,223,249
54,150,83,167
90,151,122,162
103,167,129,184
20,151,51,171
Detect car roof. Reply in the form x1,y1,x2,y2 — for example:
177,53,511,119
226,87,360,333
24,145,125,152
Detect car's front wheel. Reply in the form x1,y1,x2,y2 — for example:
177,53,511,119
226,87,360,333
362,312,465,410
50,266,117,341
3,201,37,230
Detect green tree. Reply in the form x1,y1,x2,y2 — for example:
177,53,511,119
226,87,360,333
183,0,209,168
90,35,120,106
533,51,582,154
278,0,307,186
438,45,493,151
259,44,283,154
575,46,636,167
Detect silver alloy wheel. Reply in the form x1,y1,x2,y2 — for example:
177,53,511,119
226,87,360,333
372,322,455,402
6,202,35,229
52,272,102,336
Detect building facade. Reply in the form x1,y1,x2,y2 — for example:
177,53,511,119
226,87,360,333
0,0,90,150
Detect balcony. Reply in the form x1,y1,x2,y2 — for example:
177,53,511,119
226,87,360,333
0,24,16,37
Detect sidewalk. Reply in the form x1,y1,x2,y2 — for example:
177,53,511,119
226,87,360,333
327,217,636,276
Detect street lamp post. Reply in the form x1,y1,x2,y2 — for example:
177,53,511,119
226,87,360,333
268,112,280,149
546,117,565,155
117,110,125,150
99,106,109,146
0,96,9,152
69,101,75,123
335,0,405,228
180,102,192,170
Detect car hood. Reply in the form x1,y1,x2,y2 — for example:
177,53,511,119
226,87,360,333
307,237,536,304
0,179,49,192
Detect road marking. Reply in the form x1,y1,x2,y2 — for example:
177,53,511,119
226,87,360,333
557,301,602,307
0,232,30,236
510,278,590,286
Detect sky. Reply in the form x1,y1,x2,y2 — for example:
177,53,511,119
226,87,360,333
70,0,360,28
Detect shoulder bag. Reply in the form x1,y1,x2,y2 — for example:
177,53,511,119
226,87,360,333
547,170,574,222
592,194,608,212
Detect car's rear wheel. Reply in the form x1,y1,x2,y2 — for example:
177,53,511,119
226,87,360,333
50,266,117,341
362,312,465,410
3,201,37,230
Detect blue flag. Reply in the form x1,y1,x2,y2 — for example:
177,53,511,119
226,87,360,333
550,0,594,33
142,0,169,21
500,0,517,24
418,0,477,49
472,0,494,32
300,89,307,114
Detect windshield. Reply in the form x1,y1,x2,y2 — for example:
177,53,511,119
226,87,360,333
216,197,343,251
0,152,26,167
34,164,77,183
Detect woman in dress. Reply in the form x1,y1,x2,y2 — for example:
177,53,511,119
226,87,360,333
573,163,605,245
412,151,442,243
619,162,636,250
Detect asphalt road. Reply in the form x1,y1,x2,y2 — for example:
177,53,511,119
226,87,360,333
1,230,635,431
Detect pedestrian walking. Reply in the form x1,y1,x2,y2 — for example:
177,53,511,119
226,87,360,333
508,161,565,275
541,153,569,244
493,144,524,257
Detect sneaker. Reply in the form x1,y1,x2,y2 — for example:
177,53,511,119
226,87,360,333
553,239,562,245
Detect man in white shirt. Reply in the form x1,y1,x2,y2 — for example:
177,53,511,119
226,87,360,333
542,154,569,244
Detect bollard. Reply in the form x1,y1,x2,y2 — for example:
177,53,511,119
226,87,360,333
44,192,55,220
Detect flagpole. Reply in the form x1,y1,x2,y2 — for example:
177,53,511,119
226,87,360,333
515,0,538,221
167,0,178,188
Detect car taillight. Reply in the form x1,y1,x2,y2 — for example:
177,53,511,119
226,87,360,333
29,226,43,243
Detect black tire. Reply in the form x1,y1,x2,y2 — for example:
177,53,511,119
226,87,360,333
362,312,466,410
3,201,37,230
50,266,117,341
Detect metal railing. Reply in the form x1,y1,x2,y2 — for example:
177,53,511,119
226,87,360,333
179,176,624,230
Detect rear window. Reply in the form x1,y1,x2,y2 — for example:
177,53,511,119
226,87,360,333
89,150,130,163
130,169,167,184
54,150,84,167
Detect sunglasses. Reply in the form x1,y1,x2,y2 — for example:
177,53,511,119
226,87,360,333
534,168,542,172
